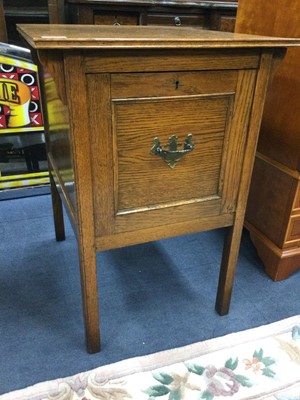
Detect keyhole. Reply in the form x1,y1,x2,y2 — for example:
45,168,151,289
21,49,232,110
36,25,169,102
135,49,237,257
175,80,180,90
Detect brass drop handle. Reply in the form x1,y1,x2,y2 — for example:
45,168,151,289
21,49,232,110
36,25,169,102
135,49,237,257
174,16,182,26
150,134,194,168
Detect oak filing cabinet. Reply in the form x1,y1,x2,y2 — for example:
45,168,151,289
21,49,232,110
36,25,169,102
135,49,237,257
17,24,299,352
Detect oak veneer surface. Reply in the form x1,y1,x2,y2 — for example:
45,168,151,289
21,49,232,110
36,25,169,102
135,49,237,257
17,24,299,49
17,24,300,353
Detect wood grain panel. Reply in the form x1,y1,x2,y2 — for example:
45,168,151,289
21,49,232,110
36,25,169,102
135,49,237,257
85,49,260,73
96,212,234,251
111,70,237,98
114,198,222,233
86,74,115,236
113,95,230,211
220,68,257,213
17,24,298,49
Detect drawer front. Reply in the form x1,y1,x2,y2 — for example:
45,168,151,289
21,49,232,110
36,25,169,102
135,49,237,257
293,182,300,211
286,215,300,244
87,66,257,239
210,12,236,32
146,13,206,27
218,16,236,32
94,12,139,25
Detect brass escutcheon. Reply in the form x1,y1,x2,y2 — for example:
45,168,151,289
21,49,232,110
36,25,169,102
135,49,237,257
150,134,194,168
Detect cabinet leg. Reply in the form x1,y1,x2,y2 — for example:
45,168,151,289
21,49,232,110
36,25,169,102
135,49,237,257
78,241,101,353
215,222,243,316
49,175,100,352
49,173,65,242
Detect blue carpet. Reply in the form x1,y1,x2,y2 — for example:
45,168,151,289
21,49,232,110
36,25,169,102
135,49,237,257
0,194,300,395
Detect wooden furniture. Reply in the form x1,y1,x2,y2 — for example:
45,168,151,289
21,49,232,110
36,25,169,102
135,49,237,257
235,1,300,281
58,0,238,31
17,24,298,353
48,0,65,23
0,0,8,42
3,0,48,45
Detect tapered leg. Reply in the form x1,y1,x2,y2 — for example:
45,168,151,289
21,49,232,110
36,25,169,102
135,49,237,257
215,220,244,316
77,238,100,353
49,171,100,353
49,172,65,242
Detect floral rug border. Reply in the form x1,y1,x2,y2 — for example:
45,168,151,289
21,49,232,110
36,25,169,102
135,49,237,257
1,315,300,400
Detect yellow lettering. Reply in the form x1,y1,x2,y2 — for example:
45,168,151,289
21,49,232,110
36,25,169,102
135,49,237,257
0,78,31,127
0,83,4,100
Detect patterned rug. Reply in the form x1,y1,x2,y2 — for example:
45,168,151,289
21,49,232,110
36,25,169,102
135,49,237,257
2,315,300,400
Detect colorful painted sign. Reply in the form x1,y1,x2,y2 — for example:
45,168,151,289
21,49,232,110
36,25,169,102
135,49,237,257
0,55,43,133
0,53,48,191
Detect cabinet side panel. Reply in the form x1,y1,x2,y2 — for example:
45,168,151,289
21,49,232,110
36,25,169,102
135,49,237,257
221,68,257,213
39,50,77,221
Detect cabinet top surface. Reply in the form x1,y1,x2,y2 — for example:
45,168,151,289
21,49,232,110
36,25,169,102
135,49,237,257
17,24,300,49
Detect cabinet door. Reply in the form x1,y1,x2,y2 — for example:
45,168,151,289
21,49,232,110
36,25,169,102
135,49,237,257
85,53,258,250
